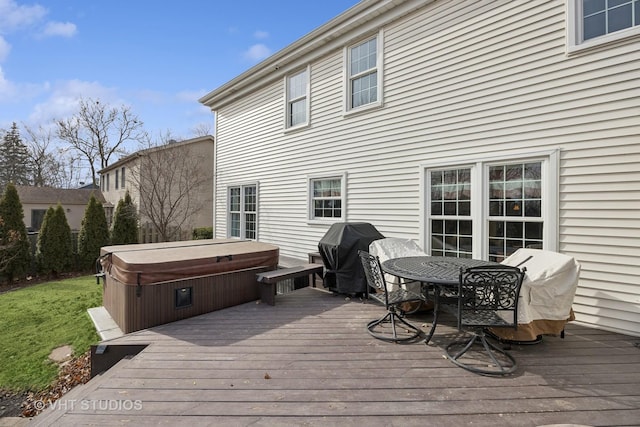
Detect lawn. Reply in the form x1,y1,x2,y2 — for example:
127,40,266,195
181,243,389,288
0,275,101,391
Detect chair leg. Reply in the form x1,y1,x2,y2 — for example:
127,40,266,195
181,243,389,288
445,331,517,376
367,310,422,343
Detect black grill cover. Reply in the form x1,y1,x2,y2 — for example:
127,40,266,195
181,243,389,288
318,222,384,294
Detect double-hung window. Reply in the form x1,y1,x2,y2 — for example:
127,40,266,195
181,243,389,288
285,66,309,129
426,152,556,262
309,174,346,221
568,0,640,52
345,30,383,112
228,184,257,240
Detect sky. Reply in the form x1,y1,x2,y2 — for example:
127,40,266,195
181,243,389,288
0,0,361,143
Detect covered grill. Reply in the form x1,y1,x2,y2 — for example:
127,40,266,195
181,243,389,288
318,222,384,295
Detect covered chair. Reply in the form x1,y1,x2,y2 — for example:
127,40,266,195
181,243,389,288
444,265,526,376
369,237,427,293
358,251,426,343
489,248,581,343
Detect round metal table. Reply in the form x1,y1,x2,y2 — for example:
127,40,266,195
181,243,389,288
381,256,498,285
381,256,500,343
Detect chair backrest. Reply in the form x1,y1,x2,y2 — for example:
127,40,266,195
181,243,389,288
457,265,526,329
358,250,389,306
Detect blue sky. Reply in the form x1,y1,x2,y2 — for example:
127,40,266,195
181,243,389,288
0,0,360,141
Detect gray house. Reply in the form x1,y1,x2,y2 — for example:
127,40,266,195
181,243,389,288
200,0,640,337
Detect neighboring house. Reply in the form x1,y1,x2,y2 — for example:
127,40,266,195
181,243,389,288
15,186,108,231
199,0,640,337
98,135,215,241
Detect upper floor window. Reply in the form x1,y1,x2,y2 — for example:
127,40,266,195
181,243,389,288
106,173,110,191
584,0,639,40
308,173,346,221
345,30,383,112
567,0,640,53
115,169,119,190
121,167,126,188
285,67,309,129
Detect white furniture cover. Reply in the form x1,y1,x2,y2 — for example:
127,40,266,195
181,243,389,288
369,237,427,292
494,248,581,341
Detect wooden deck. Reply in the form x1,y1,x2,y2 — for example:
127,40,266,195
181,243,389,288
35,286,640,426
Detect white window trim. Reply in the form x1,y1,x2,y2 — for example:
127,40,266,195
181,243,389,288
343,29,384,116
566,0,640,55
419,149,558,260
283,65,311,131
226,182,259,240
307,172,348,224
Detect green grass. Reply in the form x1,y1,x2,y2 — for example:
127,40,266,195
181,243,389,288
0,276,102,391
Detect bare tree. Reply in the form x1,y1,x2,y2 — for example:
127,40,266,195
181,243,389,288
131,136,210,242
190,122,213,137
23,124,64,187
56,97,146,186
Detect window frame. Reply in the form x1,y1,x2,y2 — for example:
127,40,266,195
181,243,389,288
343,29,384,115
227,183,259,240
567,0,640,54
284,65,310,130
420,150,558,260
121,167,126,188
307,172,347,223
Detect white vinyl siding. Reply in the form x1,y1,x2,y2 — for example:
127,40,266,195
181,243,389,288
211,0,640,336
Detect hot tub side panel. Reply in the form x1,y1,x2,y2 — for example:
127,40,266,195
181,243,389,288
103,265,274,334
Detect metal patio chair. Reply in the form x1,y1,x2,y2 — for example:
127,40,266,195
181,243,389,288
358,250,426,343
443,265,526,375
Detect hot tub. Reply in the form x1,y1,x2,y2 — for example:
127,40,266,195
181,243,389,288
99,239,279,333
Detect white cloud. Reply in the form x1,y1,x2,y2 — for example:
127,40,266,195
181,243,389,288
175,89,207,103
243,43,271,62
254,30,269,40
0,36,10,62
28,79,118,123
0,0,47,31
40,21,77,38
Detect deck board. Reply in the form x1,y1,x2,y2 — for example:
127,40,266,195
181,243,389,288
34,286,640,426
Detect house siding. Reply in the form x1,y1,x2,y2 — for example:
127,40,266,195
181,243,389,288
211,0,640,336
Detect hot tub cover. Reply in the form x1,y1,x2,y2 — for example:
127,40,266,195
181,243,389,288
100,239,279,285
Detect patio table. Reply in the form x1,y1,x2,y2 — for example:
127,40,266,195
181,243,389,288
381,256,499,343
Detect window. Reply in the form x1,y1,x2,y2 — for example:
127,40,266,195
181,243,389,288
228,184,257,239
429,169,473,258
285,67,309,128
31,209,47,231
106,173,110,191
345,30,383,112
309,174,346,221
568,0,640,52
425,152,556,262
121,167,126,187
115,169,119,190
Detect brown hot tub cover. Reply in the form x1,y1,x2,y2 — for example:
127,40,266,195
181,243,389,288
100,239,279,285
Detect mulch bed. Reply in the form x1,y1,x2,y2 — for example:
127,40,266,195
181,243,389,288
0,351,92,419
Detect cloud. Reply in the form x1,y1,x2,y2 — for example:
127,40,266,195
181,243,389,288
243,43,271,62
175,89,207,103
40,21,77,38
0,0,47,31
254,30,269,40
27,79,118,124
0,36,10,62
